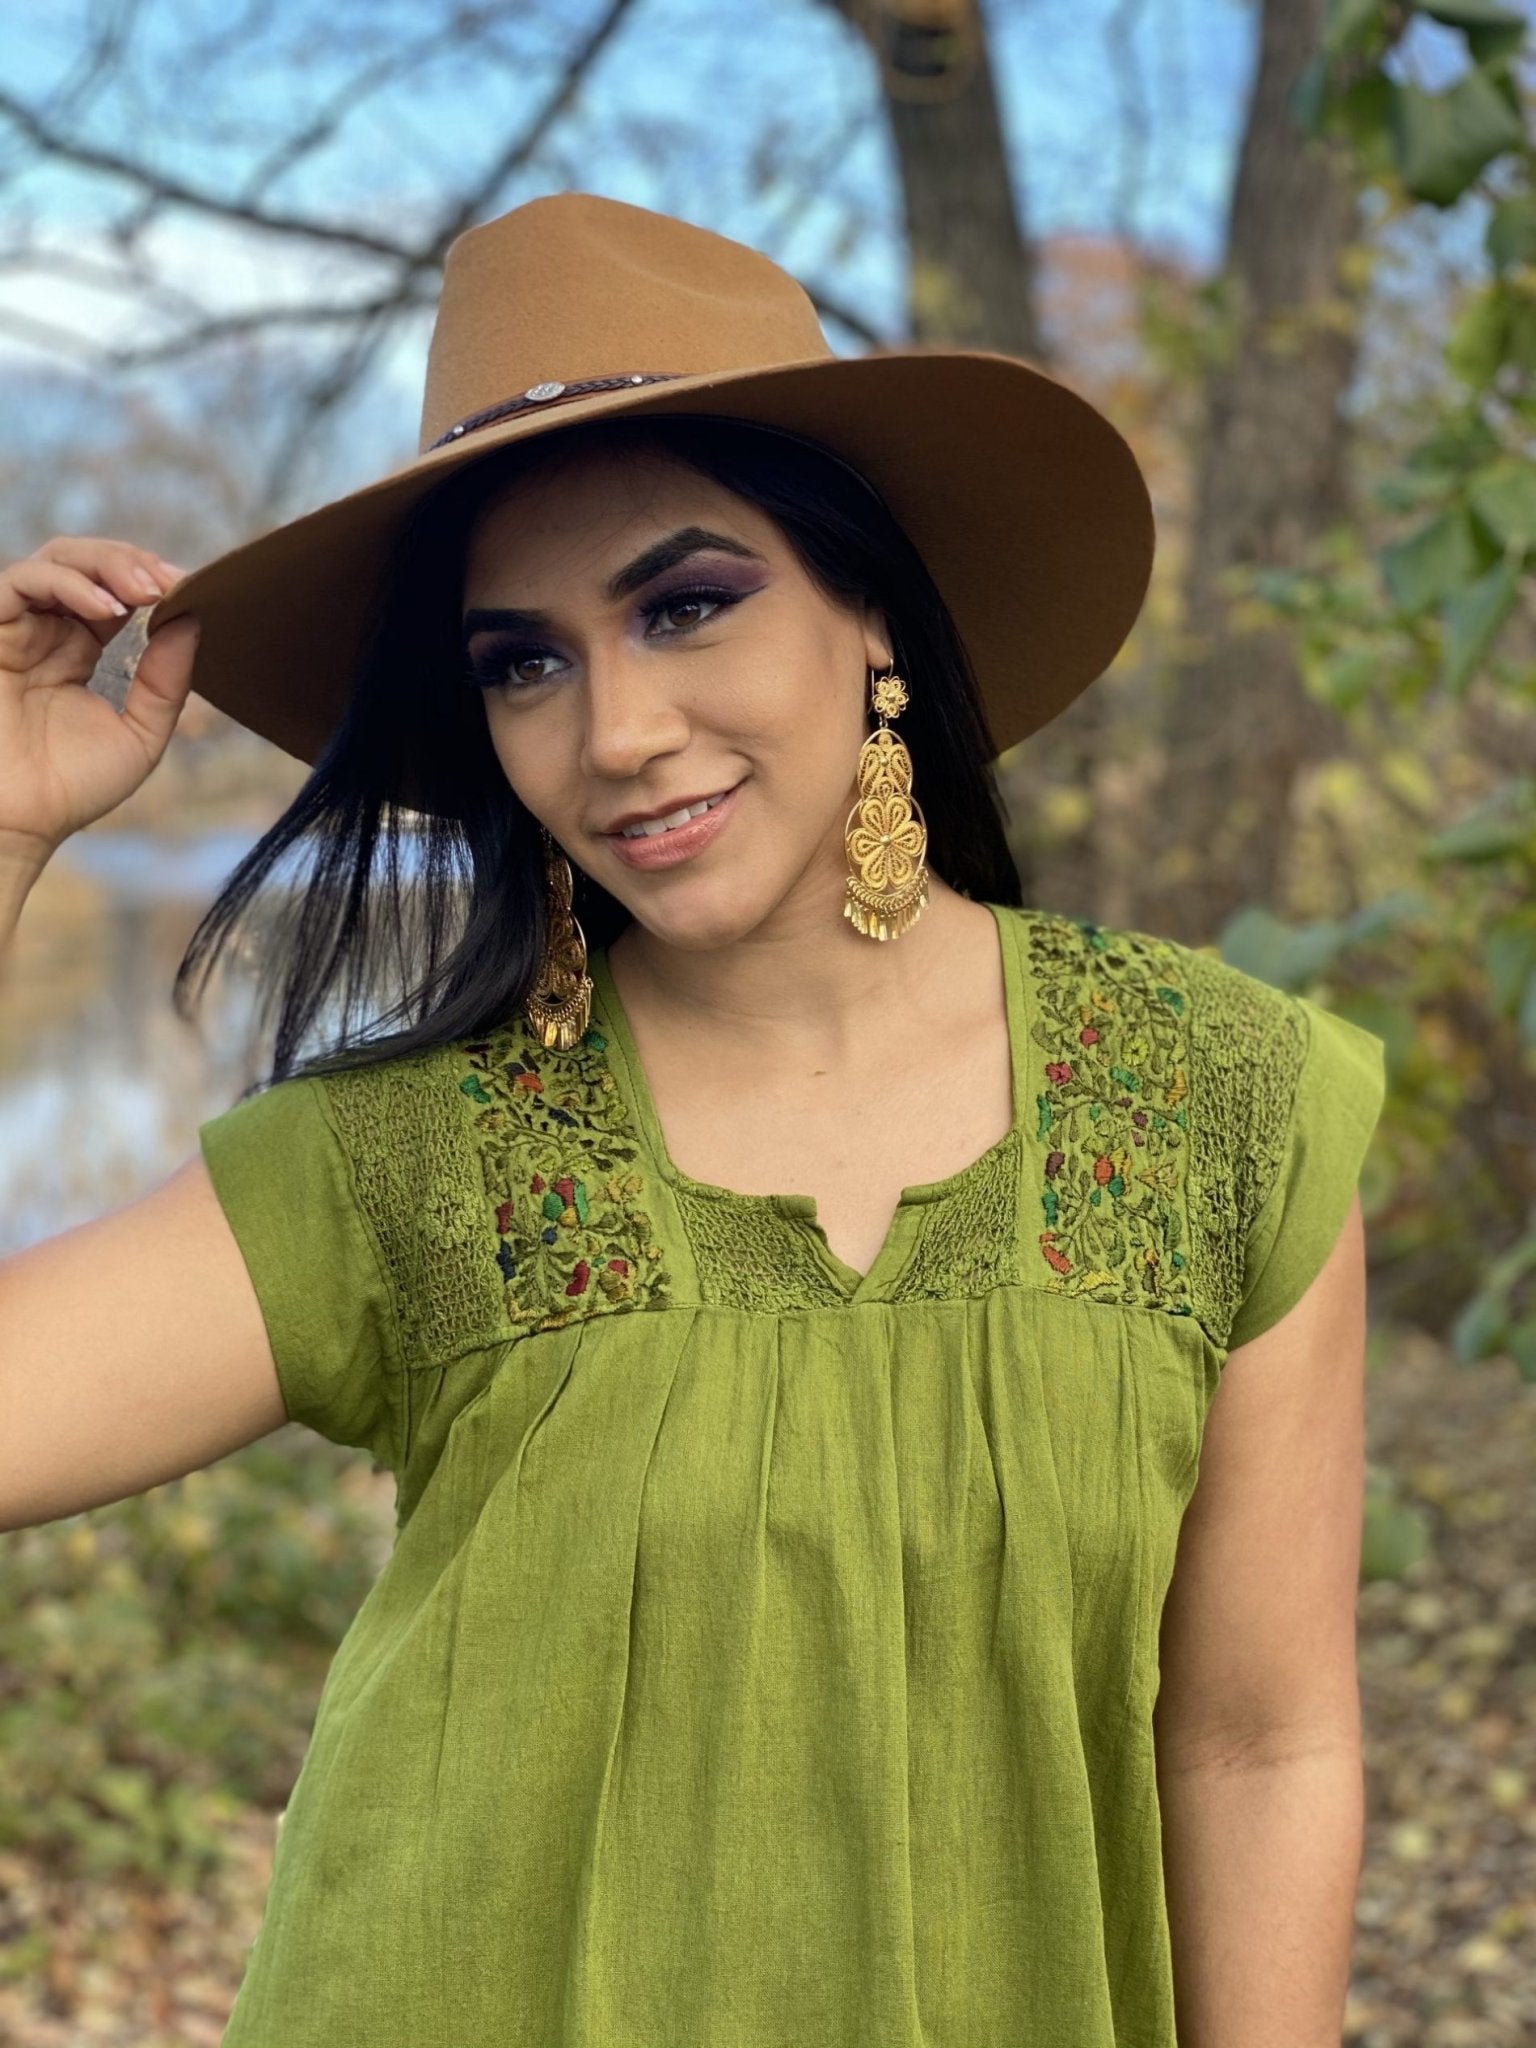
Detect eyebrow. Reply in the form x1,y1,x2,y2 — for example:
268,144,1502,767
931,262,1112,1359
462,525,766,639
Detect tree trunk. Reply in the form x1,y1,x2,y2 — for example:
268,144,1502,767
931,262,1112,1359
826,1,1055,898
1130,0,1367,945
842,0,1046,356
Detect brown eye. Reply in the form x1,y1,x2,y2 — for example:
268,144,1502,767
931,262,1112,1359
464,642,564,693
640,586,739,635
509,653,558,684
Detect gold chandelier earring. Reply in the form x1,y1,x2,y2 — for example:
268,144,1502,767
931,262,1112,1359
525,825,594,1050
843,661,930,941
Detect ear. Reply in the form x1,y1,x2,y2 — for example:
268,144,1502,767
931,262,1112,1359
859,599,894,675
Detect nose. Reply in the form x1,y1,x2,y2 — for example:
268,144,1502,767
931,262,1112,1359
578,640,691,783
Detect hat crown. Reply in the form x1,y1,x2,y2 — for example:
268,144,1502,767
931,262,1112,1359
418,192,834,452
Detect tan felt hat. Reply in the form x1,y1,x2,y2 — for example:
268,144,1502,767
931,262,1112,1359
147,190,1155,795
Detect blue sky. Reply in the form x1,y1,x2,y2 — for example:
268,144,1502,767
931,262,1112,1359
3,0,1252,236
0,0,1258,341
0,0,1515,513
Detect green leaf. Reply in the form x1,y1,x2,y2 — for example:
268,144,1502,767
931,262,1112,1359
1415,0,1526,28
1333,73,1401,177
1506,286,1536,375
1485,1231,1536,1293
1506,1317,1536,1385
1405,408,1503,474
1463,20,1531,62
1216,905,1348,990
1417,0,1532,61
1327,0,1388,56
1519,964,1536,1047
1485,197,1536,272
1467,458,1536,551
1381,504,1483,614
1424,776,1536,862
1373,469,1459,515
91,1765,156,1823
1340,887,1434,945
1360,1488,1431,1583
1483,912,1536,1013
1389,71,1527,206
1449,278,1536,389
1219,895,1428,992
1449,1283,1506,1363
1439,551,1521,692
1249,565,1316,612
1316,643,1384,709
1332,984,1417,1073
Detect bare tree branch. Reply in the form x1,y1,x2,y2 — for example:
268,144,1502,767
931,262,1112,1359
244,0,646,510
0,242,207,326
0,0,890,501
420,0,641,262
169,0,289,82
39,0,148,124
746,95,892,346
240,8,515,206
106,290,442,371
0,310,109,361
804,285,888,347
0,0,644,328
255,307,403,517
0,85,417,263
1105,0,1152,244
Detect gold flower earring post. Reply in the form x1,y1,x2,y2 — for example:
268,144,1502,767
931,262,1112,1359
843,662,930,941
525,826,594,1050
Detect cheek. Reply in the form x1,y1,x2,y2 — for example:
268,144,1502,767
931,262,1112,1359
483,703,571,821
731,630,865,760
742,704,867,838
483,711,525,794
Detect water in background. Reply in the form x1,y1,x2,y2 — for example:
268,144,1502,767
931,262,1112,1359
1,829,289,1254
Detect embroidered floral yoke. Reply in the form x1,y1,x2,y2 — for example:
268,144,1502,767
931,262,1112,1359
198,903,1387,2048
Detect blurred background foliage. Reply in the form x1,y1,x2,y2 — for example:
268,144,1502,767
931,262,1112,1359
0,0,1533,2041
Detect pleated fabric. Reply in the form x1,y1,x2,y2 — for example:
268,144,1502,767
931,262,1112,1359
198,901,1387,2047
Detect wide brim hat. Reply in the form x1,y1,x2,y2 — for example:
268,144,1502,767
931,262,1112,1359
147,191,1155,809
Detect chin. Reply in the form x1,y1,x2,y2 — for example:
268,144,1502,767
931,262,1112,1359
608,865,794,954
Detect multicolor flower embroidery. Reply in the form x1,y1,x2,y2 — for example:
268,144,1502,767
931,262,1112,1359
457,1022,670,1332
321,908,1305,1350
1023,910,1311,1346
1024,912,1197,1320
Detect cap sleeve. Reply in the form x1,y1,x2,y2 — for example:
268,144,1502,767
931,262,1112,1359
197,1072,405,1467
1223,997,1388,1354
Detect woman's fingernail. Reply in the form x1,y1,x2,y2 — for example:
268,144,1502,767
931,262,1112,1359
155,558,187,581
97,586,129,616
132,566,163,597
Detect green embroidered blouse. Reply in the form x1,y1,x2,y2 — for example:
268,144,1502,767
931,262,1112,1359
198,902,1387,2048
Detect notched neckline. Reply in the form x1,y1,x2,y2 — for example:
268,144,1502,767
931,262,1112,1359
585,901,1032,1296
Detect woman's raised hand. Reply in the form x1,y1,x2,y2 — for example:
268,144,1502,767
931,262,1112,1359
0,537,201,871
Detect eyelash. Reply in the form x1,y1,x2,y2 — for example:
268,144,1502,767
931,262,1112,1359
465,584,744,693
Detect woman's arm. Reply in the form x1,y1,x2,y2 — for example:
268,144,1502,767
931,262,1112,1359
0,1145,291,1532
1152,1191,1369,2048
3,854,286,1531
0,540,289,1532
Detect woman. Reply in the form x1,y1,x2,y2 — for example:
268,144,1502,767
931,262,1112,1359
0,193,1386,2045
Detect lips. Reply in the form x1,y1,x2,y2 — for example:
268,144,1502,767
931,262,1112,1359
604,782,739,838
603,778,742,869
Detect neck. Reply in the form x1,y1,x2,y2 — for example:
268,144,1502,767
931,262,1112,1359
603,868,992,1064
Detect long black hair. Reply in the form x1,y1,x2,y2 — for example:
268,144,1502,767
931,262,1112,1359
171,412,1023,1086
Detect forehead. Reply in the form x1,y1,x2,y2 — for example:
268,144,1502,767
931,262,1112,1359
462,439,777,587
